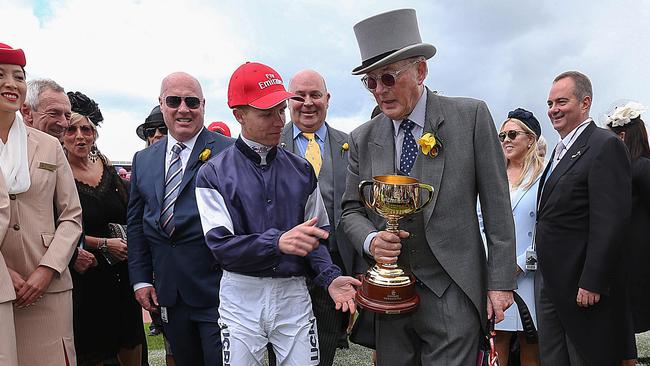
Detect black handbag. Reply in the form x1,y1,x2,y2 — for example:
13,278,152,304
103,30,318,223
102,223,126,265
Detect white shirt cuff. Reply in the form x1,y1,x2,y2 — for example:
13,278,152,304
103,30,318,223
133,282,153,292
363,232,378,256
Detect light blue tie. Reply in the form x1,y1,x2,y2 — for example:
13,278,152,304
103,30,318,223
161,142,186,236
399,119,417,175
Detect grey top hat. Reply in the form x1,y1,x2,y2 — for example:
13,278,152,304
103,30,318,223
352,9,436,75
136,105,165,141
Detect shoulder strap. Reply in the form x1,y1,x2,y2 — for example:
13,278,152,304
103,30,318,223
513,291,538,344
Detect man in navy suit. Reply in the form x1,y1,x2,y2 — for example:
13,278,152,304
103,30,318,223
128,71,233,366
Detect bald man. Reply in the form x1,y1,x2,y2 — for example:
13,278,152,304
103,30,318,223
127,72,234,366
279,69,367,365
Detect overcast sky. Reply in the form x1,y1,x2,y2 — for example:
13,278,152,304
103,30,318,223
2,0,649,161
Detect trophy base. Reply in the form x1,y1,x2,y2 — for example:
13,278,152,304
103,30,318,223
355,267,420,314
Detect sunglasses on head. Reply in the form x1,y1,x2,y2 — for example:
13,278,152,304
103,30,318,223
498,130,529,142
143,125,168,138
164,96,202,109
361,59,420,91
65,124,94,137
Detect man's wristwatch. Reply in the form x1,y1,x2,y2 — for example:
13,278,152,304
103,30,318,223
98,238,109,253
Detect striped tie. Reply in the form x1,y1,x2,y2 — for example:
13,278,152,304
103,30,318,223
161,142,186,236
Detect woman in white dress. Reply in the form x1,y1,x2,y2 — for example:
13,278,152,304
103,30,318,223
494,108,544,365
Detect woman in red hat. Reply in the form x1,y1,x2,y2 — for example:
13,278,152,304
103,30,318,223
0,42,83,365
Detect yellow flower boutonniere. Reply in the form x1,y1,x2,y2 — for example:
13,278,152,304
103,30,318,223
198,148,212,162
417,132,442,158
341,142,349,157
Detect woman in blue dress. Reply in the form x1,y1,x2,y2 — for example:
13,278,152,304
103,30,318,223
482,108,544,366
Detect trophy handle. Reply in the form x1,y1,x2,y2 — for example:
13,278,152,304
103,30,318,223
358,180,375,209
413,183,434,213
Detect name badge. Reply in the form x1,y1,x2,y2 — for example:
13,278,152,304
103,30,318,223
525,249,537,271
38,162,57,172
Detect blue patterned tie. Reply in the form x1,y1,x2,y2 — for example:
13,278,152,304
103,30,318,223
399,119,417,175
161,142,186,236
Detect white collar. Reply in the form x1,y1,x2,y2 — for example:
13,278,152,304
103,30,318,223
392,88,427,137
166,129,201,155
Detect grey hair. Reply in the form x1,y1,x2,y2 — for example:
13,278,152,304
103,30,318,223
25,78,65,111
554,71,592,101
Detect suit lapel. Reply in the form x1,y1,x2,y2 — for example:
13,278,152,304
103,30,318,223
369,116,397,176
327,125,348,224
416,90,445,226
511,174,541,211
538,122,595,210
178,128,211,194
26,129,38,170
280,123,295,153
153,137,167,208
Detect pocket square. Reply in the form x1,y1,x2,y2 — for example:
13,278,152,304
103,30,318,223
38,162,57,171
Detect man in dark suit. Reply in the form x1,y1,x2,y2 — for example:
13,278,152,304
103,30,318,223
340,9,516,365
128,72,233,366
535,71,632,365
278,69,366,365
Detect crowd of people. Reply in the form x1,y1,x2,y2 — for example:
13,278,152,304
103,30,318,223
0,7,648,366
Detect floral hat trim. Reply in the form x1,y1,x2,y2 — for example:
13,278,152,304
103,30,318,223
605,101,646,127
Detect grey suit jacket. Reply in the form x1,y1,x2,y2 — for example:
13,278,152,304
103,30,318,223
281,122,367,275
340,90,515,326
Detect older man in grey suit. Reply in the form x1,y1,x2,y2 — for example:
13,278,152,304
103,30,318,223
279,69,366,366
340,9,516,365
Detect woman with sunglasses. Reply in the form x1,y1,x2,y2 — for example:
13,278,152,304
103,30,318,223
64,91,145,366
485,108,544,366
136,105,168,146
605,101,650,366
0,43,83,365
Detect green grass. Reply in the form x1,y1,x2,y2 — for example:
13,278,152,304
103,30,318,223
143,324,650,365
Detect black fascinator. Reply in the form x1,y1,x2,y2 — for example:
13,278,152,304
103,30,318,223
68,91,104,125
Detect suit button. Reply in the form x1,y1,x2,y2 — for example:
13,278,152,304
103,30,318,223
529,211,534,217
411,233,416,238
13,224,20,231
266,199,272,204
528,232,533,237
9,194,16,200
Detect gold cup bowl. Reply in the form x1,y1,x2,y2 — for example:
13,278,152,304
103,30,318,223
356,175,434,314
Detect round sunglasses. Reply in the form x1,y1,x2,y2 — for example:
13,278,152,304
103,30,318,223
64,124,94,137
498,130,529,142
361,60,420,91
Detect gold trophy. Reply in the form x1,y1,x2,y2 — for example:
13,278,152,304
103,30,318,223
357,175,434,314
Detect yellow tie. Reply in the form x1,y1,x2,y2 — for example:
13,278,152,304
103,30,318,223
303,132,322,176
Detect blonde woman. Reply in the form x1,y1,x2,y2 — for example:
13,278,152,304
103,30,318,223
0,42,82,365
494,108,544,365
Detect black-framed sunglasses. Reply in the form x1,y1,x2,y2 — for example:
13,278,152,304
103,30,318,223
361,60,420,91
143,125,168,138
498,130,529,142
65,124,94,137
164,96,202,109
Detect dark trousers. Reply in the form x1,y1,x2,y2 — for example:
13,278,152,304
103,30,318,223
534,272,588,366
308,251,349,366
375,282,479,366
163,299,222,366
